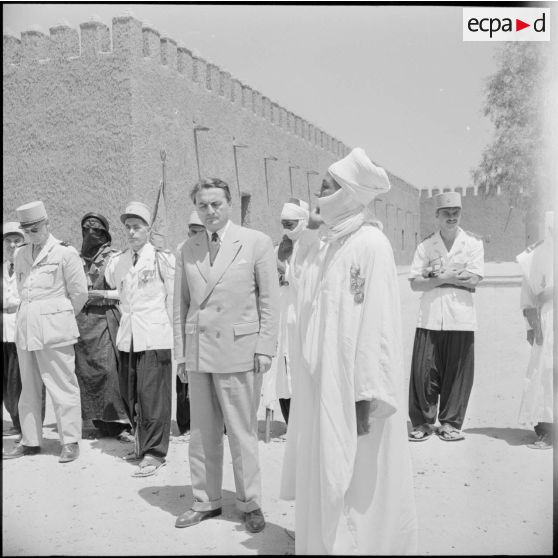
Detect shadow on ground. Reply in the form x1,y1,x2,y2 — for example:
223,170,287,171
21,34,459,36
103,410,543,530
138,484,294,554
463,426,535,446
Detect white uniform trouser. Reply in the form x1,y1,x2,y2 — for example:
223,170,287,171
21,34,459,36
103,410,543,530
17,344,82,446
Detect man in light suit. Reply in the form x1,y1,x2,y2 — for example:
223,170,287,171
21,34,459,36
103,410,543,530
3,201,88,463
105,201,175,477
173,178,279,533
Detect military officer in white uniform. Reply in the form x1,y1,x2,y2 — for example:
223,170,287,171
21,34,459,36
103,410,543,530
3,222,26,437
3,202,88,463
407,192,484,442
105,201,175,477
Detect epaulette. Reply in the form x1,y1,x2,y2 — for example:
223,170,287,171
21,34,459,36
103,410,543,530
154,247,171,254
421,232,435,242
465,230,483,241
525,239,544,253
59,241,71,247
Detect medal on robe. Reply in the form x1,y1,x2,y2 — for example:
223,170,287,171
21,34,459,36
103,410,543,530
350,265,365,304
139,268,156,285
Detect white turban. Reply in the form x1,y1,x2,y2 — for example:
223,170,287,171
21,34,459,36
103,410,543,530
281,198,309,241
328,147,391,206
188,210,204,227
281,199,309,221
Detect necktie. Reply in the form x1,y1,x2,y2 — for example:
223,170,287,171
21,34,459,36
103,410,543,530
8,263,14,277
209,232,220,266
132,252,138,266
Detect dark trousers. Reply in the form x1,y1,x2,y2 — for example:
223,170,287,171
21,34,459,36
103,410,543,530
3,342,45,431
176,375,190,435
409,328,474,430
119,345,172,459
279,397,291,425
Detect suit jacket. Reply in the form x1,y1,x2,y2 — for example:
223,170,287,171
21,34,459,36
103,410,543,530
105,242,175,352
173,221,279,373
14,234,88,351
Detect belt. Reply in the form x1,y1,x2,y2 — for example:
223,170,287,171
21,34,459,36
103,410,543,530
438,283,476,293
85,298,118,308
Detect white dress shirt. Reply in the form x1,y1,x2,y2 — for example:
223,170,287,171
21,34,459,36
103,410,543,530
409,228,484,331
3,260,20,342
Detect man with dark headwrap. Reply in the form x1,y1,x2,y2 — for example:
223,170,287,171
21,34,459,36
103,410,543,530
75,213,132,440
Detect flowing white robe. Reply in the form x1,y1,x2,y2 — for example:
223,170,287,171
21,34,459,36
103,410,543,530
516,238,554,426
280,224,418,555
262,232,314,411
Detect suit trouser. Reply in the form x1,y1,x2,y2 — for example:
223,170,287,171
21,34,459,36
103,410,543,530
188,370,263,513
3,342,46,431
17,344,82,446
119,347,172,459
176,376,190,434
409,328,474,430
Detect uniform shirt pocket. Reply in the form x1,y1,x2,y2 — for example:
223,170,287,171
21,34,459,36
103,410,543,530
233,321,260,336
35,263,59,287
39,298,78,345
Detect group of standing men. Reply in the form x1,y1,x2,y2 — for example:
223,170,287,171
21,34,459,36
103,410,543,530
2,144,553,553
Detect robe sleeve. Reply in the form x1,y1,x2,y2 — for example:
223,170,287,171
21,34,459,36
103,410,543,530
353,232,401,419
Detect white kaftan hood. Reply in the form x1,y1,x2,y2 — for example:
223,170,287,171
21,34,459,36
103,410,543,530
319,147,390,242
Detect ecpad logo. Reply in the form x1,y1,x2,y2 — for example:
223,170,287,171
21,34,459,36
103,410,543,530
463,8,550,41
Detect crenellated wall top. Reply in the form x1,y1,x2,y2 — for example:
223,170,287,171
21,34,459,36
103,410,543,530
3,15,348,157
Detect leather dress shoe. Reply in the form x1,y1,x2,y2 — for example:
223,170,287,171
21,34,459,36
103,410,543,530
245,508,266,533
175,508,222,528
3,444,40,459
59,442,79,463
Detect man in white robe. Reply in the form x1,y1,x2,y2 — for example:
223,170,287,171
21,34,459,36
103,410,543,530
262,198,310,425
280,148,418,554
516,211,554,449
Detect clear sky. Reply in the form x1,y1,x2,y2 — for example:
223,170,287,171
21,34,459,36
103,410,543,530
3,3,504,191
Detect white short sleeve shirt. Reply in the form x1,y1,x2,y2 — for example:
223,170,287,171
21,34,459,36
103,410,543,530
409,228,484,331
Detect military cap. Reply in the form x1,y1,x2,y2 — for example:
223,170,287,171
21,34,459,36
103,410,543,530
188,210,204,227
16,201,48,227
3,221,25,239
120,201,151,226
434,191,461,209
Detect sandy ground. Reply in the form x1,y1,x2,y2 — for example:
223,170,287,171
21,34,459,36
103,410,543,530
2,265,553,555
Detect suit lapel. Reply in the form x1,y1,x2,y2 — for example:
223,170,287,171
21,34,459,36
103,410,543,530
191,233,210,283
201,223,242,302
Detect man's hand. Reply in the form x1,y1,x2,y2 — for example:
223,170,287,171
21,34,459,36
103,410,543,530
437,268,460,284
307,209,324,230
254,354,272,374
277,236,293,262
176,362,188,383
355,400,371,436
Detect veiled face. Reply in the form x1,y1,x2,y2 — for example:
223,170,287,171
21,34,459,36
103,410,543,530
188,224,206,238
281,219,299,231
318,174,341,198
